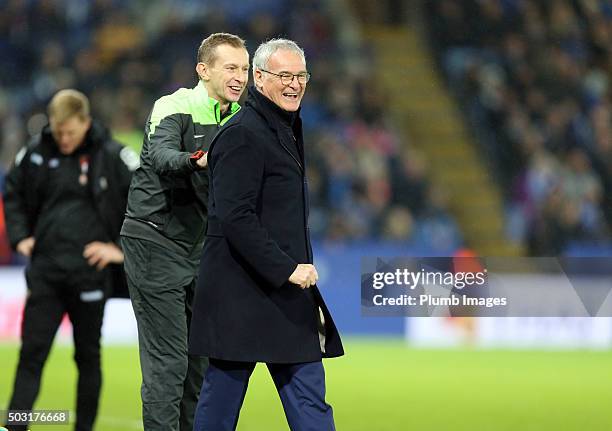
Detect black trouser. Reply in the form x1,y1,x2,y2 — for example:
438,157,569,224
6,269,106,431
122,236,207,431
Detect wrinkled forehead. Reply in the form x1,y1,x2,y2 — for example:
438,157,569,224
266,49,306,72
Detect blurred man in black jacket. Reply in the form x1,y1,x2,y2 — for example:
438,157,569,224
3,89,136,431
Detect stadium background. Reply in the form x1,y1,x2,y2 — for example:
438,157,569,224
0,0,611,430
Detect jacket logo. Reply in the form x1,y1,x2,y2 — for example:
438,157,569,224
30,153,43,166
194,134,206,139
15,147,27,166
48,158,59,168
99,176,108,190
80,290,104,302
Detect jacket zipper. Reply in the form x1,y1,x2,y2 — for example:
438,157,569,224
189,108,222,255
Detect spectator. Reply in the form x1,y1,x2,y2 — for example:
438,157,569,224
0,1,462,249
427,0,612,253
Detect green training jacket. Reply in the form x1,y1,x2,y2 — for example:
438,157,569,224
121,81,240,253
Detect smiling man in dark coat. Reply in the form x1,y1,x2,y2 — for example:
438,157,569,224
189,39,343,430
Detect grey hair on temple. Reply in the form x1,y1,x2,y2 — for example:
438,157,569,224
252,39,306,80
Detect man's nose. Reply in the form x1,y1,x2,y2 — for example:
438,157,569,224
288,76,300,90
235,71,248,83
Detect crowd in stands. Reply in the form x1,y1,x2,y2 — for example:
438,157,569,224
0,0,462,264
426,0,612,255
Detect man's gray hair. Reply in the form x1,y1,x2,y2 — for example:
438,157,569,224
252,38,306,81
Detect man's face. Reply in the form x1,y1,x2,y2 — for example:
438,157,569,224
200,44,249,106
255,49,307,112
51,115,91,155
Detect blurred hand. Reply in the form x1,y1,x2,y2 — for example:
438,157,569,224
83,241,124,271
196,152,208,168
288,264,319,289
16,236,35,257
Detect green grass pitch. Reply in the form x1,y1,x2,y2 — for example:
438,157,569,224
1,339,611,430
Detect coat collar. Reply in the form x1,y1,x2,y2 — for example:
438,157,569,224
246,86,300,131
194,81,240,124
246,86,305,172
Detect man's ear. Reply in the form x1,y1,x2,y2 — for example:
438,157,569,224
254,69,264,89
196,62,209,81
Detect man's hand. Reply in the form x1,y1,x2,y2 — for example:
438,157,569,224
83,241,124,271
288,264,319,289
196,151,208,168
16,237,35,257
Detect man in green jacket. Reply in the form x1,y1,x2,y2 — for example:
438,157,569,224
120,33,249,431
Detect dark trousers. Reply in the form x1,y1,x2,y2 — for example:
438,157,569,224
194,359,335,431
6,269,105,431
122,236,207,431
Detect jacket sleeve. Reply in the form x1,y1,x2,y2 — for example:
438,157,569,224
106,143,134,298
211,125,297,288
113,144,137,244
146,102,199,176
117,145,137,195
3,148,33,249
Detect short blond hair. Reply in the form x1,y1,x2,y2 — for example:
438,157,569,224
197,33,246,66
48,89,91,124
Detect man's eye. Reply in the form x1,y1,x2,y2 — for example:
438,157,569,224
280,73,293,80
